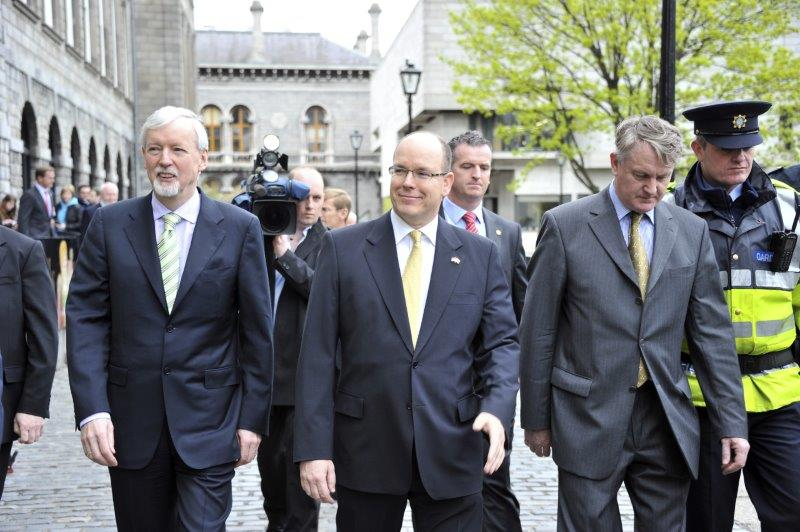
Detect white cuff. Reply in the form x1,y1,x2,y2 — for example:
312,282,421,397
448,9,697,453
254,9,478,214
79,412,111,428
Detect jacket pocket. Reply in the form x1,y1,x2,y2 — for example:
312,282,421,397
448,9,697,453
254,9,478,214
550,366,592,397
457,393,480,422
334,390,365,419
449,292,479,305
0,275,18,285
108,364,128,387
3,365,25,383
204,365,240,388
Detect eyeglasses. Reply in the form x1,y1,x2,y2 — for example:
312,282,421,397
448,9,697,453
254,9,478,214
388,165,449,181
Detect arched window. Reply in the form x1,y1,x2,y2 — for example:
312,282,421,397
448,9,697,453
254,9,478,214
230,106,252,153
201,105,222,152
48,117,61,168
305,106,328,162
88,138,98,187
70,128,81,187
103,147,112,182
20,102,38,190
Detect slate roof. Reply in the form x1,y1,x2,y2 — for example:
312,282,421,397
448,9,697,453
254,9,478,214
196,31,373,67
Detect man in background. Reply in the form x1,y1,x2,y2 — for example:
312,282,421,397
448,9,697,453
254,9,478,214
17,167,56,238
321,188,351,230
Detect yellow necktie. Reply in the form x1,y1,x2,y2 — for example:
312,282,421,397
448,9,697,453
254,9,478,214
629,212,650,387
402,230,423,348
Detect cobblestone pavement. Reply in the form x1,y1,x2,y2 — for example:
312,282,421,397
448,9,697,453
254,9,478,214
1,366,758,531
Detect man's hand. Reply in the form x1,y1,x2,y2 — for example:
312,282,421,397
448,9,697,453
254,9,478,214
721,437,749,475
525,429,552,457
299,460,336,503
473,412,506,475
272,235,290,258
80,418,118,466
14,413,45,444
234,429,261,467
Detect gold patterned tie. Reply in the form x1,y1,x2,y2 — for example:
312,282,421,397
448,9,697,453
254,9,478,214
158,212,181,314
402,230,423,348
629,212,650,387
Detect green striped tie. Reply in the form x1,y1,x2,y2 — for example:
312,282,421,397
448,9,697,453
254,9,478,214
158,212,182,314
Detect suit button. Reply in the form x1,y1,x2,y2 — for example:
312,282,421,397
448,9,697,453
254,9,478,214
635,297,643,306
166,325,174,333
629,386,637,393
732,253,739,261
406,404,412,411
734,308,742,316
412,361,419,369
163,367,171,375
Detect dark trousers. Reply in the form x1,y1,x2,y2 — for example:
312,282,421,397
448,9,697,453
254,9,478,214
258,405,319,531
687,402,800,532
558,381,691,532
481,431,521,532
0,441,11,500
336,451,483,532
108,421,235,532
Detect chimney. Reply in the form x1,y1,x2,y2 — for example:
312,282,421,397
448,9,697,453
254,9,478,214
353,30,368,55
249,1,265,62
368,3,381,59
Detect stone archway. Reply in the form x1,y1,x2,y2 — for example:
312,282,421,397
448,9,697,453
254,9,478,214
20,102,38,190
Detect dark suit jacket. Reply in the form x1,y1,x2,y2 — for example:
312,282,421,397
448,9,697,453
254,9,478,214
0,226,58,443
17,187,54,238
271,219,326,406
79,203,100,237
67,193,274,470
294,213,519,500
520,190,747,480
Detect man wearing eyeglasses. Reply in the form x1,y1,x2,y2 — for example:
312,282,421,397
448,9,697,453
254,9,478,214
294,131,519,531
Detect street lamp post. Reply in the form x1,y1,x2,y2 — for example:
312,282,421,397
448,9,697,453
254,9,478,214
349,130,363,217
658,0,676,123
400,59,422,136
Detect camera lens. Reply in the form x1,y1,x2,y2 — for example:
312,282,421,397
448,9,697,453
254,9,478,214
257,203,292,234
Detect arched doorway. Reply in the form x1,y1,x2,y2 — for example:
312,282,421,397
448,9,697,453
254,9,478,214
88,138,98,188
103,147,111,182
127,156,134,198
48,116,61,170
116,153,125,199
70,128,81,187
20,102,38,190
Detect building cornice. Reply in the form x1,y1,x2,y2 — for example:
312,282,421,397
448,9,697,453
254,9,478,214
198,64,372,82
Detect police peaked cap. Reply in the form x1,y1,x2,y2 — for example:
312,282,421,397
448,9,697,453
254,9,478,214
682,100,772,149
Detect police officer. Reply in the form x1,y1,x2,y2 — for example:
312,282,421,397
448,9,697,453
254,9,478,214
673,101,800,531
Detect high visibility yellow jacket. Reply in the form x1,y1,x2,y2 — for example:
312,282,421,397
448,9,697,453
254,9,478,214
672,162,800,413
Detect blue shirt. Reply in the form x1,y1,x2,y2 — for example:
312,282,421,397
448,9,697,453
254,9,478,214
273,226,311,328
608,182,655,263
442,197,485,237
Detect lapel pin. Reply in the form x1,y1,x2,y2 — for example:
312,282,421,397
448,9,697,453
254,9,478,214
496,229,502,236
451,256,461,265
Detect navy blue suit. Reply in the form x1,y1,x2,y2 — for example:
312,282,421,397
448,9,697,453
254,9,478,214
67,193,273,529
294,212,519,527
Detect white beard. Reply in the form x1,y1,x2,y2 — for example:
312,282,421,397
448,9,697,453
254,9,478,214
152,178,180,197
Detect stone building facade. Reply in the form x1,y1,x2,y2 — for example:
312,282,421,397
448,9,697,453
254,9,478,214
0,0,195,200
196,2,382,220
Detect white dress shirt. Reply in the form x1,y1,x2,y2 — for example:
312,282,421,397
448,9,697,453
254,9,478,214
79,190,201,428
608,182,655,263
391,210,437,323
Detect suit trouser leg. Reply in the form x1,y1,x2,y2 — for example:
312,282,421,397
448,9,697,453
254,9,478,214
0,441,12,500
557,382,690,532
258,405,319,531
481,431,521,532
741,402,800,531
109,421,235,532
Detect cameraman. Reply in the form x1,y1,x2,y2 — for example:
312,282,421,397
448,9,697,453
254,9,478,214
259,166,326,531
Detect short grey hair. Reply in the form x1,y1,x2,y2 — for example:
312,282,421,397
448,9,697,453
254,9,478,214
397,131,452,172
448,131,492,165
139,106,209,151
615,115,682,167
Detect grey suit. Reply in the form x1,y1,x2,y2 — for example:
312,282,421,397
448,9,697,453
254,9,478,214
520,189,747,530
482,209,527,322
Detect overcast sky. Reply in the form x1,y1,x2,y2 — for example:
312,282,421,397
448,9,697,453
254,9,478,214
194,0,419,53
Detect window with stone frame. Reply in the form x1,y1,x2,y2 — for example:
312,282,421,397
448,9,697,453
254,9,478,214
305,106,328,162
202,106,223,152
43,0,54,26
231,106,253,153
65,0,75,45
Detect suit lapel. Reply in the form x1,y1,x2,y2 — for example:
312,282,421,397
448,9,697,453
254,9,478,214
647,203,677,294
364,213,414,355
483,208,500,246
587,190,639,287
414,222,463,354
295,220,325,260
123,195,168,312
172,195,225,313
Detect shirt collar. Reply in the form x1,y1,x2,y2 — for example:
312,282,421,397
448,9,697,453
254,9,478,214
442,197,483,226
34,182,51,195
391,210,438,247
151,189,201,224
608,181,655,225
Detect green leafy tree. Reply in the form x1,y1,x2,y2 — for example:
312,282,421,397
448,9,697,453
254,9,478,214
449,0,800,191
